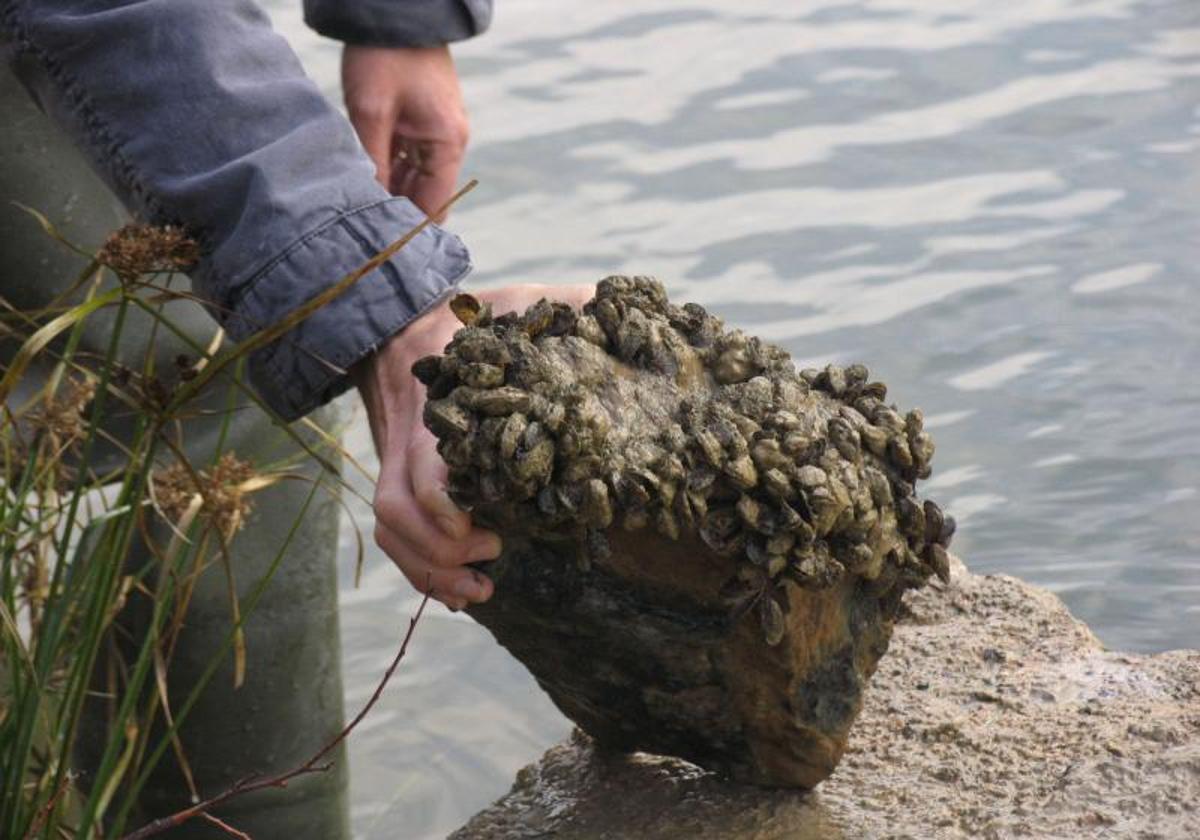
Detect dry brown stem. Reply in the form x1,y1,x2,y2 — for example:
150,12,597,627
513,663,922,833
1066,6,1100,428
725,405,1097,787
118,589,432,840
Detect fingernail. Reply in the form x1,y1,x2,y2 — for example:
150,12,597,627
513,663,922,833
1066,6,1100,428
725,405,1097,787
437,515,463,539
471,533,502,560
453,578,482,600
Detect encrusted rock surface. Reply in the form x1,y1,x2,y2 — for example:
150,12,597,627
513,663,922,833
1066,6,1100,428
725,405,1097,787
451,557,1200,839
416,277,954,787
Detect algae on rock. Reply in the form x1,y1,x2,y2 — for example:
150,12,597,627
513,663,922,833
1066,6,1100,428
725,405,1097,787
415,276,954,788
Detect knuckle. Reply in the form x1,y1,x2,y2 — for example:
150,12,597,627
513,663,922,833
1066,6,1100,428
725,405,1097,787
428,576,454,600
405,571,432,594
413,482,442,512
373,488,407,524
372,522,389,548
345,96,389,122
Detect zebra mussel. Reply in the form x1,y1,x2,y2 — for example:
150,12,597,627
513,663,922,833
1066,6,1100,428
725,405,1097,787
416,276,955,648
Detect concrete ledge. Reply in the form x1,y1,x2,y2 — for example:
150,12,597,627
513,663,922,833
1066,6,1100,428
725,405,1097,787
452,558,1200,839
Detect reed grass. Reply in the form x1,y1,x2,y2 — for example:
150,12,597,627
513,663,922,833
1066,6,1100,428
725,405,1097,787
0,184,473,837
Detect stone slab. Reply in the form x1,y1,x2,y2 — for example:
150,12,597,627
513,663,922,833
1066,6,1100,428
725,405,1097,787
453,558,1200,839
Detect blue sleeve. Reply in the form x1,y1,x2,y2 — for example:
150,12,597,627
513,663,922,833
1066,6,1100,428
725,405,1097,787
305,0,493,47
0,0,472,420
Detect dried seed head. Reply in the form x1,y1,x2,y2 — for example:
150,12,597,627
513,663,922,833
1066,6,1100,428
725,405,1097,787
98,223,199,279
154,452,257,538
29,375,96,447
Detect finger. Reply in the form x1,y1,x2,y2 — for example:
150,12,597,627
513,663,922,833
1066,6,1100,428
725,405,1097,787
345,99,398,189
376,467,500,564
402,140,464,221
390,157,420,203
389,137,422,200
407,427,472,540
375,524,495,605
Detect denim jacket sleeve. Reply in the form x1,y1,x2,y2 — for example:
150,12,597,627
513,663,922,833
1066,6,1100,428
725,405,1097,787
0,0,475,420
305,0,493,47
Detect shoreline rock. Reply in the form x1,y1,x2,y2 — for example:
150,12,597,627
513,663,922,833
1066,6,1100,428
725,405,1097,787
451,557,1200,839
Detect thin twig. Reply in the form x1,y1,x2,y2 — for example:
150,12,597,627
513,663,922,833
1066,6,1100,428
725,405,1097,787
22,773,73,840
118,589,432,840
199,812,251,840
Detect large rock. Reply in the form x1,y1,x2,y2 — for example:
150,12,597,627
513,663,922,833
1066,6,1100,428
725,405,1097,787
452,557,1200,839
416,278,954,788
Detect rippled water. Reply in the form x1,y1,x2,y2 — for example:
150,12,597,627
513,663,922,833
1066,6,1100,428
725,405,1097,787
266,1,1200,836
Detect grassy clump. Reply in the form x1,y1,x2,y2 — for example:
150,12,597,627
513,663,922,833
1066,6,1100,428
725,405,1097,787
0,198,444,837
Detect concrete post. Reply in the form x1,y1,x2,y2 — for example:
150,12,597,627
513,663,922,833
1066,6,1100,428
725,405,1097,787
1,53,352,839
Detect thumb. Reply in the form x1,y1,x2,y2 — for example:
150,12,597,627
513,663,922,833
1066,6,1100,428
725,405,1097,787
408,426,471,540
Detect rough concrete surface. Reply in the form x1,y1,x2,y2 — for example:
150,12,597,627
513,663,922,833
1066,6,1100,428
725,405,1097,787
452,557,1200,839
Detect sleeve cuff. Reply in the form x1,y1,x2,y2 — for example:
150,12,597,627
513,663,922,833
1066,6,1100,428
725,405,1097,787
223,196,470,421
304,0,493,47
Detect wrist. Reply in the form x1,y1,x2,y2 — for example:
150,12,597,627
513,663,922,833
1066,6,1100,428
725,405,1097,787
355,300,458,414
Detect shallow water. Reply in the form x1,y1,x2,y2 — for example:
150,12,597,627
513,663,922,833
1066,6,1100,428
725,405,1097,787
265,1,1200,836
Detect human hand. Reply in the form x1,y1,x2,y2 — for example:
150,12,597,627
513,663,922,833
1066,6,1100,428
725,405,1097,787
357,284,595,609
342,45,469,219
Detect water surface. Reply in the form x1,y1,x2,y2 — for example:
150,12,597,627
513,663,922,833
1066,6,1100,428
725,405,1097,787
266,1,1200,836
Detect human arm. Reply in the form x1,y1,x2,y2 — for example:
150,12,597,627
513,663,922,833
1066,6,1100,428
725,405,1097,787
0,0,466,420
2,0,576,610
356,284,594,610
306,0,522,605
304,1,494,217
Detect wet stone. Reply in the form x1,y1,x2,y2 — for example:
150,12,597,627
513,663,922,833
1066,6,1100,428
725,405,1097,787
420,280,954,790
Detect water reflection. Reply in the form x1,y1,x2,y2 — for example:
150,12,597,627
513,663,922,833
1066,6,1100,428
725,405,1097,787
261,0,1199,836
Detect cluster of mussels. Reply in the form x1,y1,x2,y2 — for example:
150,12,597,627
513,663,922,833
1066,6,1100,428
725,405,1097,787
414,277,954,645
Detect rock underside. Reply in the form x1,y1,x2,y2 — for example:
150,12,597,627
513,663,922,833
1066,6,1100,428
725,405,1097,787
415,277,955,787
452,557,1200,840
